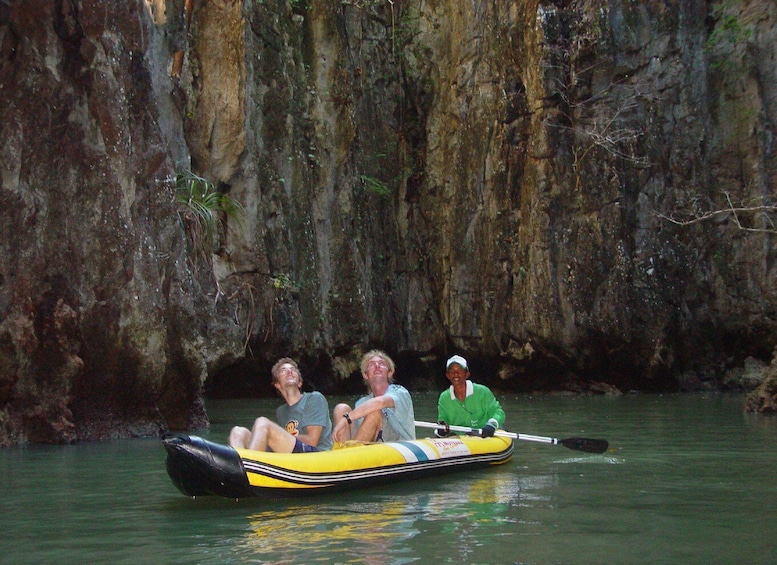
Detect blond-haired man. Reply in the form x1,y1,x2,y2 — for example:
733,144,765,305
332,350,415,443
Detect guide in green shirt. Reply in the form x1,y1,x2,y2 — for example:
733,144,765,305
436,354,505,438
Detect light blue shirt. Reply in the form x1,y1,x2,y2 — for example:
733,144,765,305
354,384,416,441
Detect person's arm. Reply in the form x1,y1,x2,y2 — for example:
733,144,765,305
296,393,329,447
437,391,449,423
484,388,505,428
349,394,395,421
296,425,323,447
436,392,452,436
476,386,504,437
383,386,416,440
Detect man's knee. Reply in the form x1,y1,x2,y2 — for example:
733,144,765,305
229,426,250,448
333,403,351,418
355,411,382,442
251,416,272,433
333,403,352,426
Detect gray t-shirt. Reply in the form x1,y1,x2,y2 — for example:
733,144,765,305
354,384,416,442
276,391,333,451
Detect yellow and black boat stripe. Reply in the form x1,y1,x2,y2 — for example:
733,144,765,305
239,437,514,491
163,434,513,499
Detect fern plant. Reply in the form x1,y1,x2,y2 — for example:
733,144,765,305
359,174,391,198
175,170,243,258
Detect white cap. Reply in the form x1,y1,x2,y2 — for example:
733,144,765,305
446,355,468,370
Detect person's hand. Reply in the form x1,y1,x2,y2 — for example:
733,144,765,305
434,420,450,437
480,423,496,438
332,418,348,444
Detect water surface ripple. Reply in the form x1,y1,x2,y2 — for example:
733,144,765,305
2,393,775,564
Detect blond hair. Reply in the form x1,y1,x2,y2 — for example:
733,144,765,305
360,349,396,383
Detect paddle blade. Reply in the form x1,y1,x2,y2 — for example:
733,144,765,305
559,437,609,454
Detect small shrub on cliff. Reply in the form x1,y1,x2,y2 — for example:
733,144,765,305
175,170,243,258
705,1,755,79
359,175,391,198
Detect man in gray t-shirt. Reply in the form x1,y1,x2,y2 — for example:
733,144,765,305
229,358,332,452
276,389,333,450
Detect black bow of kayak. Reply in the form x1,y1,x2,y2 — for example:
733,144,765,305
162,433,251,498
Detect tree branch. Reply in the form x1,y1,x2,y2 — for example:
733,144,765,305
656,192,777,233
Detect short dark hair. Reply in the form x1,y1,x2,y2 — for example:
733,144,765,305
270,358,300,383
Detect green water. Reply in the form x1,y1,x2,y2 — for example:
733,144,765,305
1,393,775,564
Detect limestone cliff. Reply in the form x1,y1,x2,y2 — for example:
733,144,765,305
1,0,776,444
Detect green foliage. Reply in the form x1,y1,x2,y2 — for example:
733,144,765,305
175,170,244,257
290,0,309,13
271,273,293,291
359,175,391,198
706,11,752,52
706,2,753,72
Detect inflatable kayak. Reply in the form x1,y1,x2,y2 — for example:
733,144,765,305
163,433,514,499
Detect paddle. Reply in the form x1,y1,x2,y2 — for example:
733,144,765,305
414,420,609,454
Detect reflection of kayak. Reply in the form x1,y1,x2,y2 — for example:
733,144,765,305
163,433,514,499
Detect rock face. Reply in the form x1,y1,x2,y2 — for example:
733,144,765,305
0,1,243,444
2,1,777,443
744,353,777,413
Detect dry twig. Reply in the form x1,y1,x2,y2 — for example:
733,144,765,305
656,192,777,234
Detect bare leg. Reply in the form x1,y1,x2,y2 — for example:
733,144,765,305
228,426,252,448
247,417,298,452
352,410,383,442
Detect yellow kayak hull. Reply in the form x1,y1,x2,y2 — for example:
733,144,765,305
163,433,513,499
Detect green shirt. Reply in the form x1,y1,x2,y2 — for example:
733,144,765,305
437,381,505,430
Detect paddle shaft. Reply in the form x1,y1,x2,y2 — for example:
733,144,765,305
414,420,609,453
415,420,553,443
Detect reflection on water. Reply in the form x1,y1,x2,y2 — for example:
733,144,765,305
234,457,651,565
1,393,776,563
243,501,418,564
239,473,535,564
